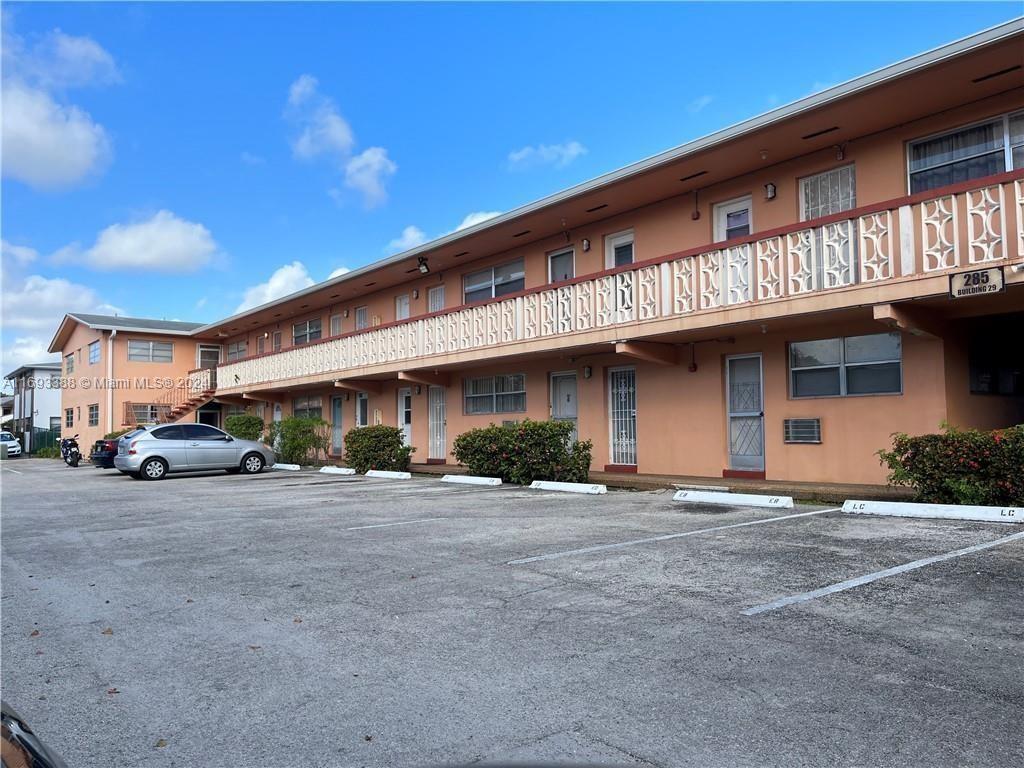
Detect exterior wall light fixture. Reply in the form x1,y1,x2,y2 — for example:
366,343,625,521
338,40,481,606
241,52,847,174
764,182,777,200
582,238,591,252
417,256,430,275
583,366,593,379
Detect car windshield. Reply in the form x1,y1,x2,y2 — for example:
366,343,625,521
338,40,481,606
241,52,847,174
0,433,14,441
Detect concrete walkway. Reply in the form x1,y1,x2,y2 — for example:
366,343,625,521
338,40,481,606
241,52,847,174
409,463,913,503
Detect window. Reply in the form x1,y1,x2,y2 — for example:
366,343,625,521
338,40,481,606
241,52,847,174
330,313,343,336
790,332,902,398
713,197,752,241
548,248,574,283
226,341,247,362
182,424,228,440
88,404,99,427
355,392,369,427
65,408,73,428
395,295,410,321
427,285,445,313
355,306,369,330
256,336,265,355
908,111,1024,194
131,404,163,423
65,354,74,374
49,416,61,431
152,425,184,440
272,331,282,352
800,165,857,220
605,230,634,268
88,341,100,365
128,340,173,363
463,258,526,303
464,374,526,414
293,319,322,346
292,396,322,419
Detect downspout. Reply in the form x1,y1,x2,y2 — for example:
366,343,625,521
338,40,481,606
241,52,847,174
106,329,117,434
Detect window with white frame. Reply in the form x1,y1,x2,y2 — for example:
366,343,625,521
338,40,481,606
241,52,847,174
130,404,162,423
330,313,343,336
548,248,574,283
292,318,321,346
65,354,74,374
605,230,634,268
88,403,99,427
226,341,247,362
427,285,445,313
908,110,1024,194
463,259,526,303
292,396,322,419
256,336,265,355
800,165,857,220
88,340,100,365
395,294,410,321
355,392,369,426
127,340,173,363
464,374,526,414
355,306,369,330
713,197,752,241
790,332,902,398
272,331,282,352
65,408,73,428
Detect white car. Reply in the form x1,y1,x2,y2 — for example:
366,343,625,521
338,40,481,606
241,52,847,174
0,431,23,458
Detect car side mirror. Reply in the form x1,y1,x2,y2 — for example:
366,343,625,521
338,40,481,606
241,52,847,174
223,435,234,442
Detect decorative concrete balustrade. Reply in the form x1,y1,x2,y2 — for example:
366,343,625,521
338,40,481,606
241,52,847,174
217,175,1024,393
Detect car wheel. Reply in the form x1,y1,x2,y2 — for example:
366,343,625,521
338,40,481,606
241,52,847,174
140,458,167,481
241,453,265,474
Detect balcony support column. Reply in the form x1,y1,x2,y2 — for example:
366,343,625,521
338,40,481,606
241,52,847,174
335,379,383,395
397,371,451,387
873,304,946,339
614,341,679,366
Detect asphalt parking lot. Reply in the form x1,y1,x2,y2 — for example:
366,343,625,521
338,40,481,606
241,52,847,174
2,459,1022,768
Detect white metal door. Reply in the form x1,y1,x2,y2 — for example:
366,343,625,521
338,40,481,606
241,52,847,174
397,388,413,446
551,373,578,441
427,285,445,313
395,294,410,321
331,396,344,454
608,367,637,465
428,386,446,460
726,354,764,471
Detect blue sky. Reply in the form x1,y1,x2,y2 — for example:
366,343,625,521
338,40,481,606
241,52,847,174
2,1,1019,370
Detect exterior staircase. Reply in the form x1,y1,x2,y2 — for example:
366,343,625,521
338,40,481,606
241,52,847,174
122,367,218,426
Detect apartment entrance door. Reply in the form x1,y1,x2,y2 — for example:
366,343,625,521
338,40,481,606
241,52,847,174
608,367,637,466
550,373,578,441
428,386,446,461
397,388,412,446
726,354,764,471
331,396,344,454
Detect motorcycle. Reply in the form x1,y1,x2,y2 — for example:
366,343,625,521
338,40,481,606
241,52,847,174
60,434,81,467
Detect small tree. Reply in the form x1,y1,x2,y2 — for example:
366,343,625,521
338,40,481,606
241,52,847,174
224,414,265,441
453,419,593,485
343,425,414,473
277,417,330,465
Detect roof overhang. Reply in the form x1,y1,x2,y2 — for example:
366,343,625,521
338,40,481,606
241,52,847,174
47,313,202,353
181,18,1021,336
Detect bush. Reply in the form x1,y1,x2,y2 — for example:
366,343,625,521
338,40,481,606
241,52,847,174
276,417,330,465
224,414,265,441
34,446,60,459
877,423,1024,505
453,419,593,485
343,425,414,473
103,428,134,440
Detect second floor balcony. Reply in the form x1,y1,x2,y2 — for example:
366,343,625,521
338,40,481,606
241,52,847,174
216,172,1024,395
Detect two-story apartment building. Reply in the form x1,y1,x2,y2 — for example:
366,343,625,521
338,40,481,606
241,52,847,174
4,362,63,452
49,21,1024,483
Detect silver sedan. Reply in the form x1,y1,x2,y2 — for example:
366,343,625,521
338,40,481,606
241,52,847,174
113,423,276,480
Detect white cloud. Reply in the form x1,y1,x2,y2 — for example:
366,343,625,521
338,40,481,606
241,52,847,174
1,81,111,189
2,239,39,268
344,147,396,208
328,266,351,279
386,225,427,254
287,73,318,107
1,274,123,332
687,95,713,114
455,211,502,231
508,141,587,170
235,261,315,313
286,74,355,160
240,151,265,165
2,335,60,371
1,24,119,190
73,210,219,272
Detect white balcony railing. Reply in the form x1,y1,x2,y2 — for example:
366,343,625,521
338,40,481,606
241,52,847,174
218,175,1024,391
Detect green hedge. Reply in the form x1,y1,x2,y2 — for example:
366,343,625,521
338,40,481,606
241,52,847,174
878,423,1024,505
275,417,330,465
102,428,135,440
224,414,265,441
452,419,592,485
34,446,60,459
343,425,413,473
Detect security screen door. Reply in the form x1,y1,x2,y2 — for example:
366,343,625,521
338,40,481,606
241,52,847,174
428,386,446,460
397,388,413,445
331,396,344,454
550,373,578,441
609,367,637,465
726,354,764,471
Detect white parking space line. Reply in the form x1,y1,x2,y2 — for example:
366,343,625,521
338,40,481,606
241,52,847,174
2,466,23,474
508,508,838,565
346,517,448,531
743,529,1024,616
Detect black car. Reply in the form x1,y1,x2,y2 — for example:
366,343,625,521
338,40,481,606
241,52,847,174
90,437,121,468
